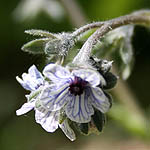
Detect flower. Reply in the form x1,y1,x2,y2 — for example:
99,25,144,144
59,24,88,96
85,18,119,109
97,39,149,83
16,65,76,141
16,65,44,115
39,64,111,124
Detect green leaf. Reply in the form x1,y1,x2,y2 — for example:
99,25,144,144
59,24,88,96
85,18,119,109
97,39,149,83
22,38,50,54
92,109,105,132
25,29,58,39
78,28,97,41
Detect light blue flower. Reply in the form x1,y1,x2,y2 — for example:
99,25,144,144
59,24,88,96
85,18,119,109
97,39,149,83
16,65,44,115
16,65,76,141
39,64,111,123
16,65,44,91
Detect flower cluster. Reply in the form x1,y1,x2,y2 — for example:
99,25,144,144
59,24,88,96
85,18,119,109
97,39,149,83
16,62,116,140
16,10,150,141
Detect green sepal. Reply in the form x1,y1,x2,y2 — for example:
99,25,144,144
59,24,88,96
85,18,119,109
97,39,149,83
79,123,89,135
22,38,50,54
103,72,118,90
92,109,105,132
25,29,58,38
103,91,113,108
35,99,42,109
59,111,67,124
26,89,41,102
74,122,89,135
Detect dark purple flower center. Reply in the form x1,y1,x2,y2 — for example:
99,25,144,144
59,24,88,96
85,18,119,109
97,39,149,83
69,76,88,96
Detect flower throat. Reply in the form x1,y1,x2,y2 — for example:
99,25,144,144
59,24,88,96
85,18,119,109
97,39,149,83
69,76,87,96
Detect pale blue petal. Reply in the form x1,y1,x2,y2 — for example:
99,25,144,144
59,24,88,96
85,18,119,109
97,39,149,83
28,65,44,86
16,76,32,91
16,99,35,115
28,65,43,80
16,65,44,91
72,69,106,87
39,83,70,111
66,92,94,123
89,87,111,113
22,73,38,90
59,119,76,141
35,110,59,132
43,64,71,83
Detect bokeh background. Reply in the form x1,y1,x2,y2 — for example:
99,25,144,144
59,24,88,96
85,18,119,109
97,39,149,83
0,0,150,150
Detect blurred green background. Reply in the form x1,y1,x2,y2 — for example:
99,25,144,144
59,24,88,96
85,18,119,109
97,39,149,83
0,0,150,150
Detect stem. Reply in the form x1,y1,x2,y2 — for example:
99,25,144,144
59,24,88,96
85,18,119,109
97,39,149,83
73,10,150,64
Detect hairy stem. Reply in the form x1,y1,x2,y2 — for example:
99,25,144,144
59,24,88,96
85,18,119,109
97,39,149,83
73,10,150,64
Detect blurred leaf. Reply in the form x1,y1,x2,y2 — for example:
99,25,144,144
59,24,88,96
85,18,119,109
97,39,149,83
93,25,134,80
22,38,50,54
108,103,148,138
13,0,65,22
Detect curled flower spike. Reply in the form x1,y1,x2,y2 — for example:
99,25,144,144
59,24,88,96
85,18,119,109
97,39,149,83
16,65,76,141
39,64,111,123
